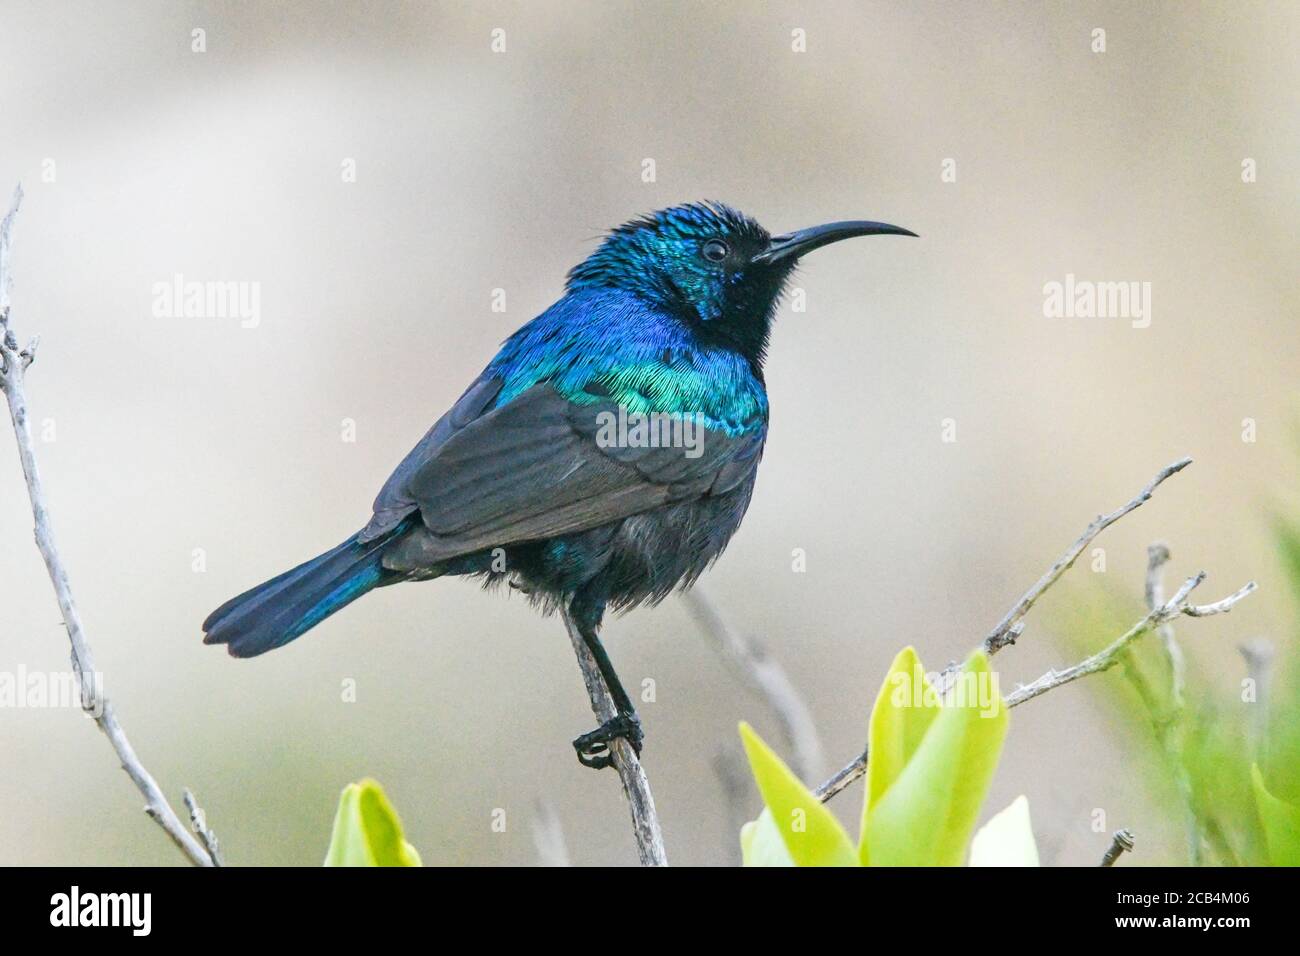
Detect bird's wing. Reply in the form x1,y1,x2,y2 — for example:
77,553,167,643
360,374,504,541
377,381,764,563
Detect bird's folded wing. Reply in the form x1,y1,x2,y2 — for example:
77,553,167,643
361,374,504,541
383,382,763,561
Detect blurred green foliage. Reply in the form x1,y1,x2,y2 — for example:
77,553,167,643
1051,520,1300,866
741,511,1300,867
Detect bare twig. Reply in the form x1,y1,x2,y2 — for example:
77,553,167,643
530,799,571,867
1003,574,1256,708
1100,828,1135,866
183,789,223,866
820,460,1200,802
0,185,215,867
983,457,1192,654
559,607,667,866
815,750,867,803
818,568,1256,802
0,186,17,316
1142,543,1201,863
683,589,825,781
1146,543,1186,713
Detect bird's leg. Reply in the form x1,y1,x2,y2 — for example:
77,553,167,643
569,605,643,770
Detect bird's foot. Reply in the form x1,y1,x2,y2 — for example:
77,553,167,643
573,712,643,770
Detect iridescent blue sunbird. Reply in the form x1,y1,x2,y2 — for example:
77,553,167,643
203,202,915,768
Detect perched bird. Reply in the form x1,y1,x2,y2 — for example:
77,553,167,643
203,202,914,768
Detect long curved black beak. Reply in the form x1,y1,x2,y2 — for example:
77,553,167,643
753,219,918,264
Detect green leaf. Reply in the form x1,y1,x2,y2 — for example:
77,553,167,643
969,795,1039,867
324,778,423,867
862,645,940,861
740,808,796,867
1251,763,1300,867
864,651,1009,866
739,722,857,867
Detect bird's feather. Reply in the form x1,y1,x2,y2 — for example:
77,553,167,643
380,383,764,568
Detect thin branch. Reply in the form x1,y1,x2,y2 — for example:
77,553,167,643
821,459,1199,803
815,750,867,803
1003,574,1256,708
983,457,1192,654
683,589,825,781
1100,828,1135,866
1146,543,1186,713
1182,584,1259,616
817,569,1256,802
0,185,18,316
1142,542,1201,863
559,607,667,866
0,184,215,867
183,789,223,866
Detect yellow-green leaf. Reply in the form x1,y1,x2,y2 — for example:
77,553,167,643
739,722,857,867
969,795,1039,867
1251,763,1300,867
324,778,423,867
862,645,941,860
740,808,796,866
865,651,1008,866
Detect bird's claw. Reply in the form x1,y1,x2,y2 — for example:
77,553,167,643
573,713,643,769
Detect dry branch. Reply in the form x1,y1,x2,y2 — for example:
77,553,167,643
1141,543,1199,861
1002,574,1256,708
560,607,667,866
816,457,1256,805
983,457,1192,653
0,185,215,867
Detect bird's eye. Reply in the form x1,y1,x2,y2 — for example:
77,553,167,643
702,239,729,262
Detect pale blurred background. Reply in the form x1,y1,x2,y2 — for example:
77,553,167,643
0,0,1296,866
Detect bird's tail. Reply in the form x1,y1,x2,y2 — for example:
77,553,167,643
202,525,406,658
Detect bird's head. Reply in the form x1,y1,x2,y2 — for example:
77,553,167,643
566,201,915,365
